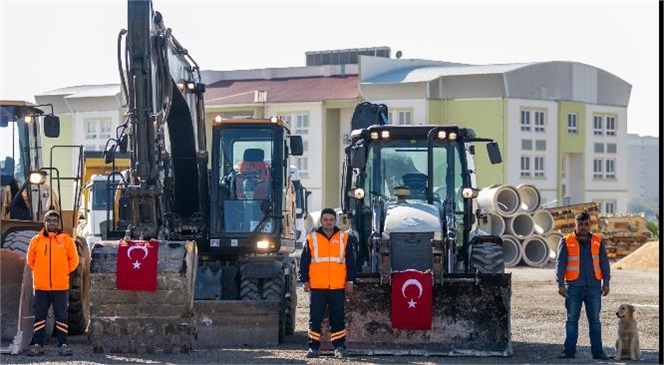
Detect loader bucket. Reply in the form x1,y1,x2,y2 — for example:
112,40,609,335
327,272,512,356
193,300,280,347
0,249,34,354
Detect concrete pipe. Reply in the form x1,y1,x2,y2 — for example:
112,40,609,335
520,235,550,267
501,234,522,268
545,233,563,262
477,185,521,217
504,212,535,238
516,184,541,213
532,210,555,235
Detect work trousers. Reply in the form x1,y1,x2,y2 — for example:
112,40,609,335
308,288,346,350
32,290,69,346
563,285,603,355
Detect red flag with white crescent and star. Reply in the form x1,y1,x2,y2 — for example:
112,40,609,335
390,269,433,330
116,239,159,291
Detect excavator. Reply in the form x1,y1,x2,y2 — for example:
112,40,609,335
338,103,512,355
87,0,302,352
1,100,90,354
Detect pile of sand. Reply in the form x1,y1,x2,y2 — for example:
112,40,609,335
611,240,659,271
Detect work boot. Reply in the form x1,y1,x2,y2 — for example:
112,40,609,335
27,344,44,356
592,351,609,360
58,344,73,356
334,346,348,358
557,350,575,359
306,348,319,358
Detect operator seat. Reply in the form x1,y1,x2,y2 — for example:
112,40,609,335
235,148,271,200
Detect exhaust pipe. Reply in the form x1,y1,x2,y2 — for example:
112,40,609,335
516,184,541,213
501,234,522,268
520,235,550,267
504,212,534,238
545,233,563,262
477,185,520,217
532,210,554,235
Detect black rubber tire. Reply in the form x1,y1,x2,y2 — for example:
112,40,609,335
1,230,36,253
471,240,505,274
68,236,90,335
239,278,260,300
285,264,297,335
262,276,285,343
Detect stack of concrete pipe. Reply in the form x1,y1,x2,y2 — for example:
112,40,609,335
477,184,558,268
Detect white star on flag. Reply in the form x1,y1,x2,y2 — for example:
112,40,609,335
132,260,141,269
408,298,417,308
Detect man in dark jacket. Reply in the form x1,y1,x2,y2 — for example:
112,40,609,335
298,208,356,358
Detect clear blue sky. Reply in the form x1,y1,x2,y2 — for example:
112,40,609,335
0,0,659,137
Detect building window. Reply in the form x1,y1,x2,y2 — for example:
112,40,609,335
605,201,616,214
605,158,616,179
594,143,604,153
84,117,113,151
567,113,578,134
593,158,603,179
606,116,616,136
296,114,309,134
520,156,531,177
606,143,617,153
533,156,545,177
534,111,546,132
535,140,546,151
296,157,309,176
520,110,531,132
521,139,532,150
593,116,603,136
390,110,412,125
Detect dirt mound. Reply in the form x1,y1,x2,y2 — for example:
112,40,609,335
611,240,660,271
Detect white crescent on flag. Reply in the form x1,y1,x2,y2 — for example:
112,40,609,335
401,278,423,299
127,245,149,260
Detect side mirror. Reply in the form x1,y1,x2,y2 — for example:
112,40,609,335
487,142,502,164
350,145,366,168
43,115,60,138
118,134,128,153
289,135,303,156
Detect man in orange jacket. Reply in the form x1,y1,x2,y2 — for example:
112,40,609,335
26,210,79,356
298,208,356,358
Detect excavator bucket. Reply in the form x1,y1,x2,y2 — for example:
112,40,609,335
326,273,512,356
0,249,34,354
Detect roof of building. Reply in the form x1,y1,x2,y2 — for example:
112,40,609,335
364,63,534,83
37,84,121,98
205,75,359,105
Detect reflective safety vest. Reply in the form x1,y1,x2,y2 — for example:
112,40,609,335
563,233,602,282
308,230,348,289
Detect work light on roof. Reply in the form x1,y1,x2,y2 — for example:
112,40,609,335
448,132,457,141
380,130,390,139
437,130,447,139
370,131,379,140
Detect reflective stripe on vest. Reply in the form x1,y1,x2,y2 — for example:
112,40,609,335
311,231,345,263
563,233,602,281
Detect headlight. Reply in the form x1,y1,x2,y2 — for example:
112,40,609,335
29,171,47,185
461,187,478,199
348,188,365,199
257,240,270,249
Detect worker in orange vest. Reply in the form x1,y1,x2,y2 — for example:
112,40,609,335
555,211,610,360
298,208,356,359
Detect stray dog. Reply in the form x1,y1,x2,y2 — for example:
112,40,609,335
614,304,640,361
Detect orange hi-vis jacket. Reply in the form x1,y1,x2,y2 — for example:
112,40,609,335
563,232,602,282
307,230,348,289
27,229,79,291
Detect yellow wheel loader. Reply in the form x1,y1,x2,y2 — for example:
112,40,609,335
1,100,89,354
338,103,511,356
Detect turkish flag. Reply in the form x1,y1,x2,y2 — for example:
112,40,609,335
116,239,159,291
390,269,433,330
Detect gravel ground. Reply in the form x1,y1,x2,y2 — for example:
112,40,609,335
1,265,660,365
